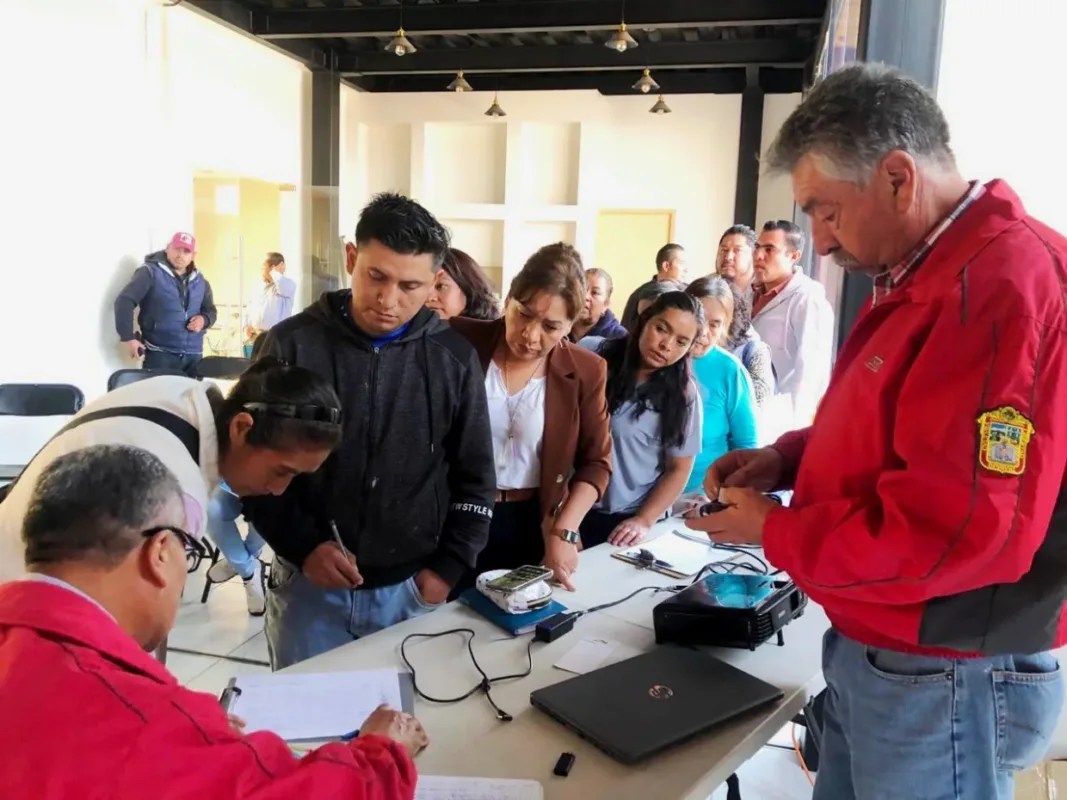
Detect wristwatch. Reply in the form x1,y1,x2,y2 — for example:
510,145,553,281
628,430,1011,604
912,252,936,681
555,528,581,545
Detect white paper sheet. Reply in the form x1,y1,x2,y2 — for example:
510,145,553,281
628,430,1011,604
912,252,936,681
554,637,619,675
415,776,543,800
231,669,403,741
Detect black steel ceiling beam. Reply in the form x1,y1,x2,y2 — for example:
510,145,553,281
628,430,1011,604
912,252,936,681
255,0,827,40
340,39,810,76
182,0,335,70
356,68,805,95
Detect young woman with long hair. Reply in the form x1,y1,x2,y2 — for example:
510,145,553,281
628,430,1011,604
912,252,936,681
579,291,705,548
426,248,501,321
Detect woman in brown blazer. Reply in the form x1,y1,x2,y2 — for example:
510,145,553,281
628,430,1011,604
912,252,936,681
449,243,611,591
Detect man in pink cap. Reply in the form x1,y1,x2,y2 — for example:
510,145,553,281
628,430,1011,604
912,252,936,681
114,231,217,376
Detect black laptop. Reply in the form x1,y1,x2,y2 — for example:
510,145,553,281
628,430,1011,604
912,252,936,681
530,646,783,764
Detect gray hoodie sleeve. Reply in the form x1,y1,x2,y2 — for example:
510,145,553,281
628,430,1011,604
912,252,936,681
114,265,153,342
426,346,496,586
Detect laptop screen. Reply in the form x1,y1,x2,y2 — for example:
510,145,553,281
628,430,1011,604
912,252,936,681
692,574,777,609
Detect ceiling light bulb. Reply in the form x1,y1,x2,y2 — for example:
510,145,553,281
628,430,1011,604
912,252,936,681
448,71,473,92
633,68,659,94
484,93,507,118
606,22,638,53
386,28,416,56
649,94,672,115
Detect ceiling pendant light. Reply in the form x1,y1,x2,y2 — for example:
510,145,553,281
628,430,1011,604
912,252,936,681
386,28,416,56
606,22,638,53
649,94,672,115
447,71,473,92
386,1,415,56
633,68,659,94
484,92,507,118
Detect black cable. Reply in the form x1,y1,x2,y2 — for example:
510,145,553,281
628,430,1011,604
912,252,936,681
400,627,536,722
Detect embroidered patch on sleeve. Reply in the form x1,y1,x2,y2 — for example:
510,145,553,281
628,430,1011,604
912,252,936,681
977,406,1034,476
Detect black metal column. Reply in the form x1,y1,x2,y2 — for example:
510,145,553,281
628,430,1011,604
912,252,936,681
835,0,947,347
308,63,345,301
733,66,765,228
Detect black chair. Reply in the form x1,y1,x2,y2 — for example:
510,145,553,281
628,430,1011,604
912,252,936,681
0,383,85,417
107,368,191,393
195,356,251,380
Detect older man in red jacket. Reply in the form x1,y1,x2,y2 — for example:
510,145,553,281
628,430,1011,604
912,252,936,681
0,444,426,799
689,64,1067,800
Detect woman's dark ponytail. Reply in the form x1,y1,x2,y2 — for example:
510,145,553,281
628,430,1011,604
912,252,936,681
216,358,343,453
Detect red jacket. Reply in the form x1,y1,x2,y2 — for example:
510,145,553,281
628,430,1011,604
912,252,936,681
0,580,417,799
764,180,1067,656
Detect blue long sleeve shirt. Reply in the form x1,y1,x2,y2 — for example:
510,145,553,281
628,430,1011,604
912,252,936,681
685,346,759,493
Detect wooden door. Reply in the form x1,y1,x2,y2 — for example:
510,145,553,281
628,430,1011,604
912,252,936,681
593,210,675,317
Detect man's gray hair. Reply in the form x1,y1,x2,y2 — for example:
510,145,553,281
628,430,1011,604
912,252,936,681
585,267,614,298
765,63,955,182
22,445,184,567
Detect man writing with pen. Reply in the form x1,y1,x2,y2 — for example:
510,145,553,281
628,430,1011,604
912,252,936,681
243,194,497,670
0,445,427,799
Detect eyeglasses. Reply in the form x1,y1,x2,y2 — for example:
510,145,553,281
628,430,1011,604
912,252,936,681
142,525,209,572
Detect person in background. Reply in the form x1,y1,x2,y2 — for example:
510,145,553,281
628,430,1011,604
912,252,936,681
723,282,776,408
450,243,611,592
681,277,757,496
114,231,217,377
0,359,343,585
244,252,296,356
579,292,704,549
619,243,688,329
245,193,496,670
751,220,834,435
613,279,681,344
568,267,627,343
426,248,500,321
0,445,424,799
689,63,1067,800
716,224,758,297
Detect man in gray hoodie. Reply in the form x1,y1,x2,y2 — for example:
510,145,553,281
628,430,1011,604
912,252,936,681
244,193,496,669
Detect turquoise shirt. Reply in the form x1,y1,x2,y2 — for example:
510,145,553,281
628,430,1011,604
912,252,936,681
685,347,759,492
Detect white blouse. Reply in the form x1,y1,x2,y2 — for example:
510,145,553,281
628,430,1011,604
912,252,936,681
485,361,546,490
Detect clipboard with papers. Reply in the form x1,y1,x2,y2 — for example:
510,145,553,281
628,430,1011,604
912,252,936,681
611,529,724,578
219,669,415,742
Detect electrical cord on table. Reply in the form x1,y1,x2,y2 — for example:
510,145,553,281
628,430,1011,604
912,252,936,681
402,546,779,722
400,627,536,722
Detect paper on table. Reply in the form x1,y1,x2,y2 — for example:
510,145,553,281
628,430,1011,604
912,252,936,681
416,776,543,800
231,669,402,741
554,637,619,675
615,530,720,577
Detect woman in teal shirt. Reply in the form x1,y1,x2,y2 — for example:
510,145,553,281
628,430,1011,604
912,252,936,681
681,277,758,494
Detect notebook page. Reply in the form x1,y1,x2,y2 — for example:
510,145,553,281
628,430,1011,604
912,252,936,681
232,669,402,741
415,776,543,800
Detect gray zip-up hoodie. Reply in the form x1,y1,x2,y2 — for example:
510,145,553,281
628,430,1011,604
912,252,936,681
242,291,495,588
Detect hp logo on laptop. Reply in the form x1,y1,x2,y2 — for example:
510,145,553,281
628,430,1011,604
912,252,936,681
648,685,674,700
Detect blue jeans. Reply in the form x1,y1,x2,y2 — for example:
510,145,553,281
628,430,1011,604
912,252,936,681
264,556,441,670
814,628,1063,800
206,487,266,579
143,349,201,377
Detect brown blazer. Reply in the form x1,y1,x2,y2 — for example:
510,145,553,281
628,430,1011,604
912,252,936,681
448,316,612,523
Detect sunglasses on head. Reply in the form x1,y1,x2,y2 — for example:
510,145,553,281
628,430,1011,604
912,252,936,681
142,525,209,572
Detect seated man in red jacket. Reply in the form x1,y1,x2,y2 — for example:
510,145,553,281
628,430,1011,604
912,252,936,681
688,64,1067,800
0,444,426,799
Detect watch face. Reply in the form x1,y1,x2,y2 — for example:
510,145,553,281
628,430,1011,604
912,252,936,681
560,529,580,544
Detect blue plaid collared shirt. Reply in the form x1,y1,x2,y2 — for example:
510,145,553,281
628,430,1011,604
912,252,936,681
871,181,986,306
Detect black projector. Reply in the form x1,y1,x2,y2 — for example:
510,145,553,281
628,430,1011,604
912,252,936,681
653,573,808,650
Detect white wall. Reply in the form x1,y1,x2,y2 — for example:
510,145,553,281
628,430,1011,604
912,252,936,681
340,89,799,285
0,0,309,461
757,94,803,226
937,0,1067,234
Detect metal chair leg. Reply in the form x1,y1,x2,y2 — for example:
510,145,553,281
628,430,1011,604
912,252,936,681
200,545,221,604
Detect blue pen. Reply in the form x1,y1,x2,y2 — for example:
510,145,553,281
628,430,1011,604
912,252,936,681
340,729,359,742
